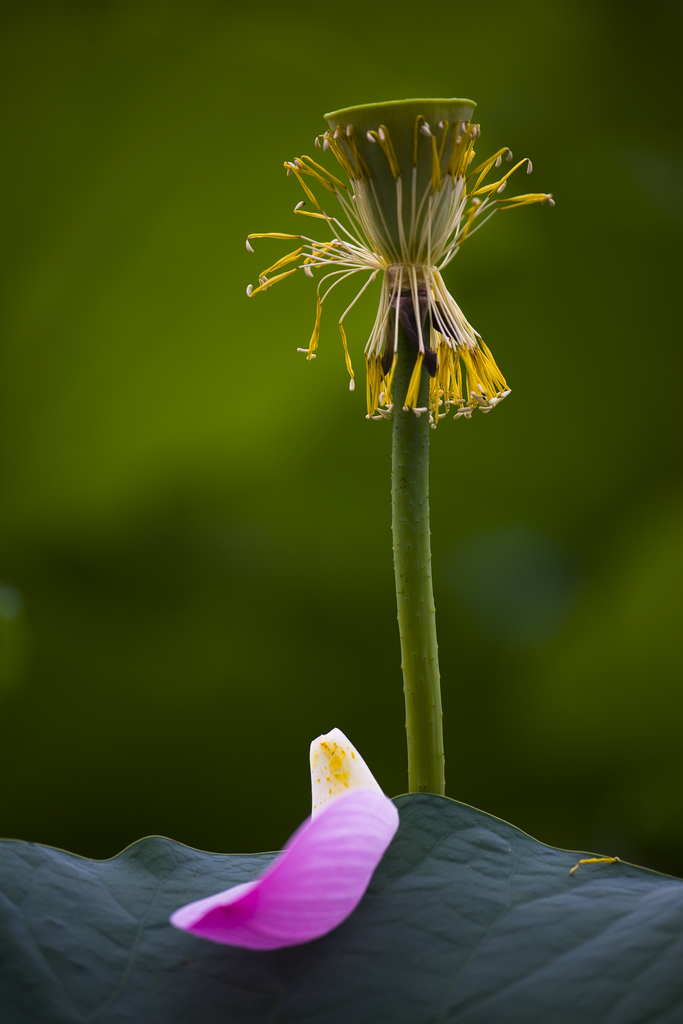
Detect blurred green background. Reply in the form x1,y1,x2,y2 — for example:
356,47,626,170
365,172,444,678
1,0,682,875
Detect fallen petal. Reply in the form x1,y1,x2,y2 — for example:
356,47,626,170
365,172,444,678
170,789,399,949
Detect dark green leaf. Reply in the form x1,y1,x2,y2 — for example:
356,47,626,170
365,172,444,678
1,795,682,1023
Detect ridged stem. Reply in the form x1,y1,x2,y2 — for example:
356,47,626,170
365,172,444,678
391,328,445,794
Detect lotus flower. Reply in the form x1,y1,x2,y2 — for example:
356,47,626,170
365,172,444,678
170,729,399,949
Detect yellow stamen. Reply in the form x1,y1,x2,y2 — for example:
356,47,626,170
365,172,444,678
287,167,325,212
247,232,302,241
429,369,444,423
307,296,322,358
459,345,508,404
404,353,425,409
468,147,512,191
437,120,450,163
430,134,441,193
376,125,400,180
469,158,533,197
383,352,398,404
365,355,381,417
569,856,620,876
338,322,354,382
297,155,347,191
286,158,337,194
412,115,423,167
324,126,371,181
248,268,298,296
346,126,372,179
445,124,476,179
457,203,479,245
258,247,304,277
366,351,399,417
497,192,554,210
429,337,509,416
326,134,357,181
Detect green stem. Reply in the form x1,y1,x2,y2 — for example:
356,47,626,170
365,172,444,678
391,327,445,795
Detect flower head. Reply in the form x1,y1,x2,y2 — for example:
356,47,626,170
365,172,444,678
247,98,553,426
170,729,399,949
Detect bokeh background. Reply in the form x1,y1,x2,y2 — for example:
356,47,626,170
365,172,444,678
1,0,682,875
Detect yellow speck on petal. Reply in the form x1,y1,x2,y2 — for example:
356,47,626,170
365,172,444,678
309,727,383,818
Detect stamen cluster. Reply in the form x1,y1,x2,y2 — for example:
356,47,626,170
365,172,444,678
247,103,553,426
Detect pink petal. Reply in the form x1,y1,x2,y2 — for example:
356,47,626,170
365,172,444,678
170,789,399,949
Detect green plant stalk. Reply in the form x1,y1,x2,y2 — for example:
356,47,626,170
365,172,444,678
391,327,445,795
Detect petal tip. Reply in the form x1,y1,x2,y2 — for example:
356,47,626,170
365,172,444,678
310,728,382,818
